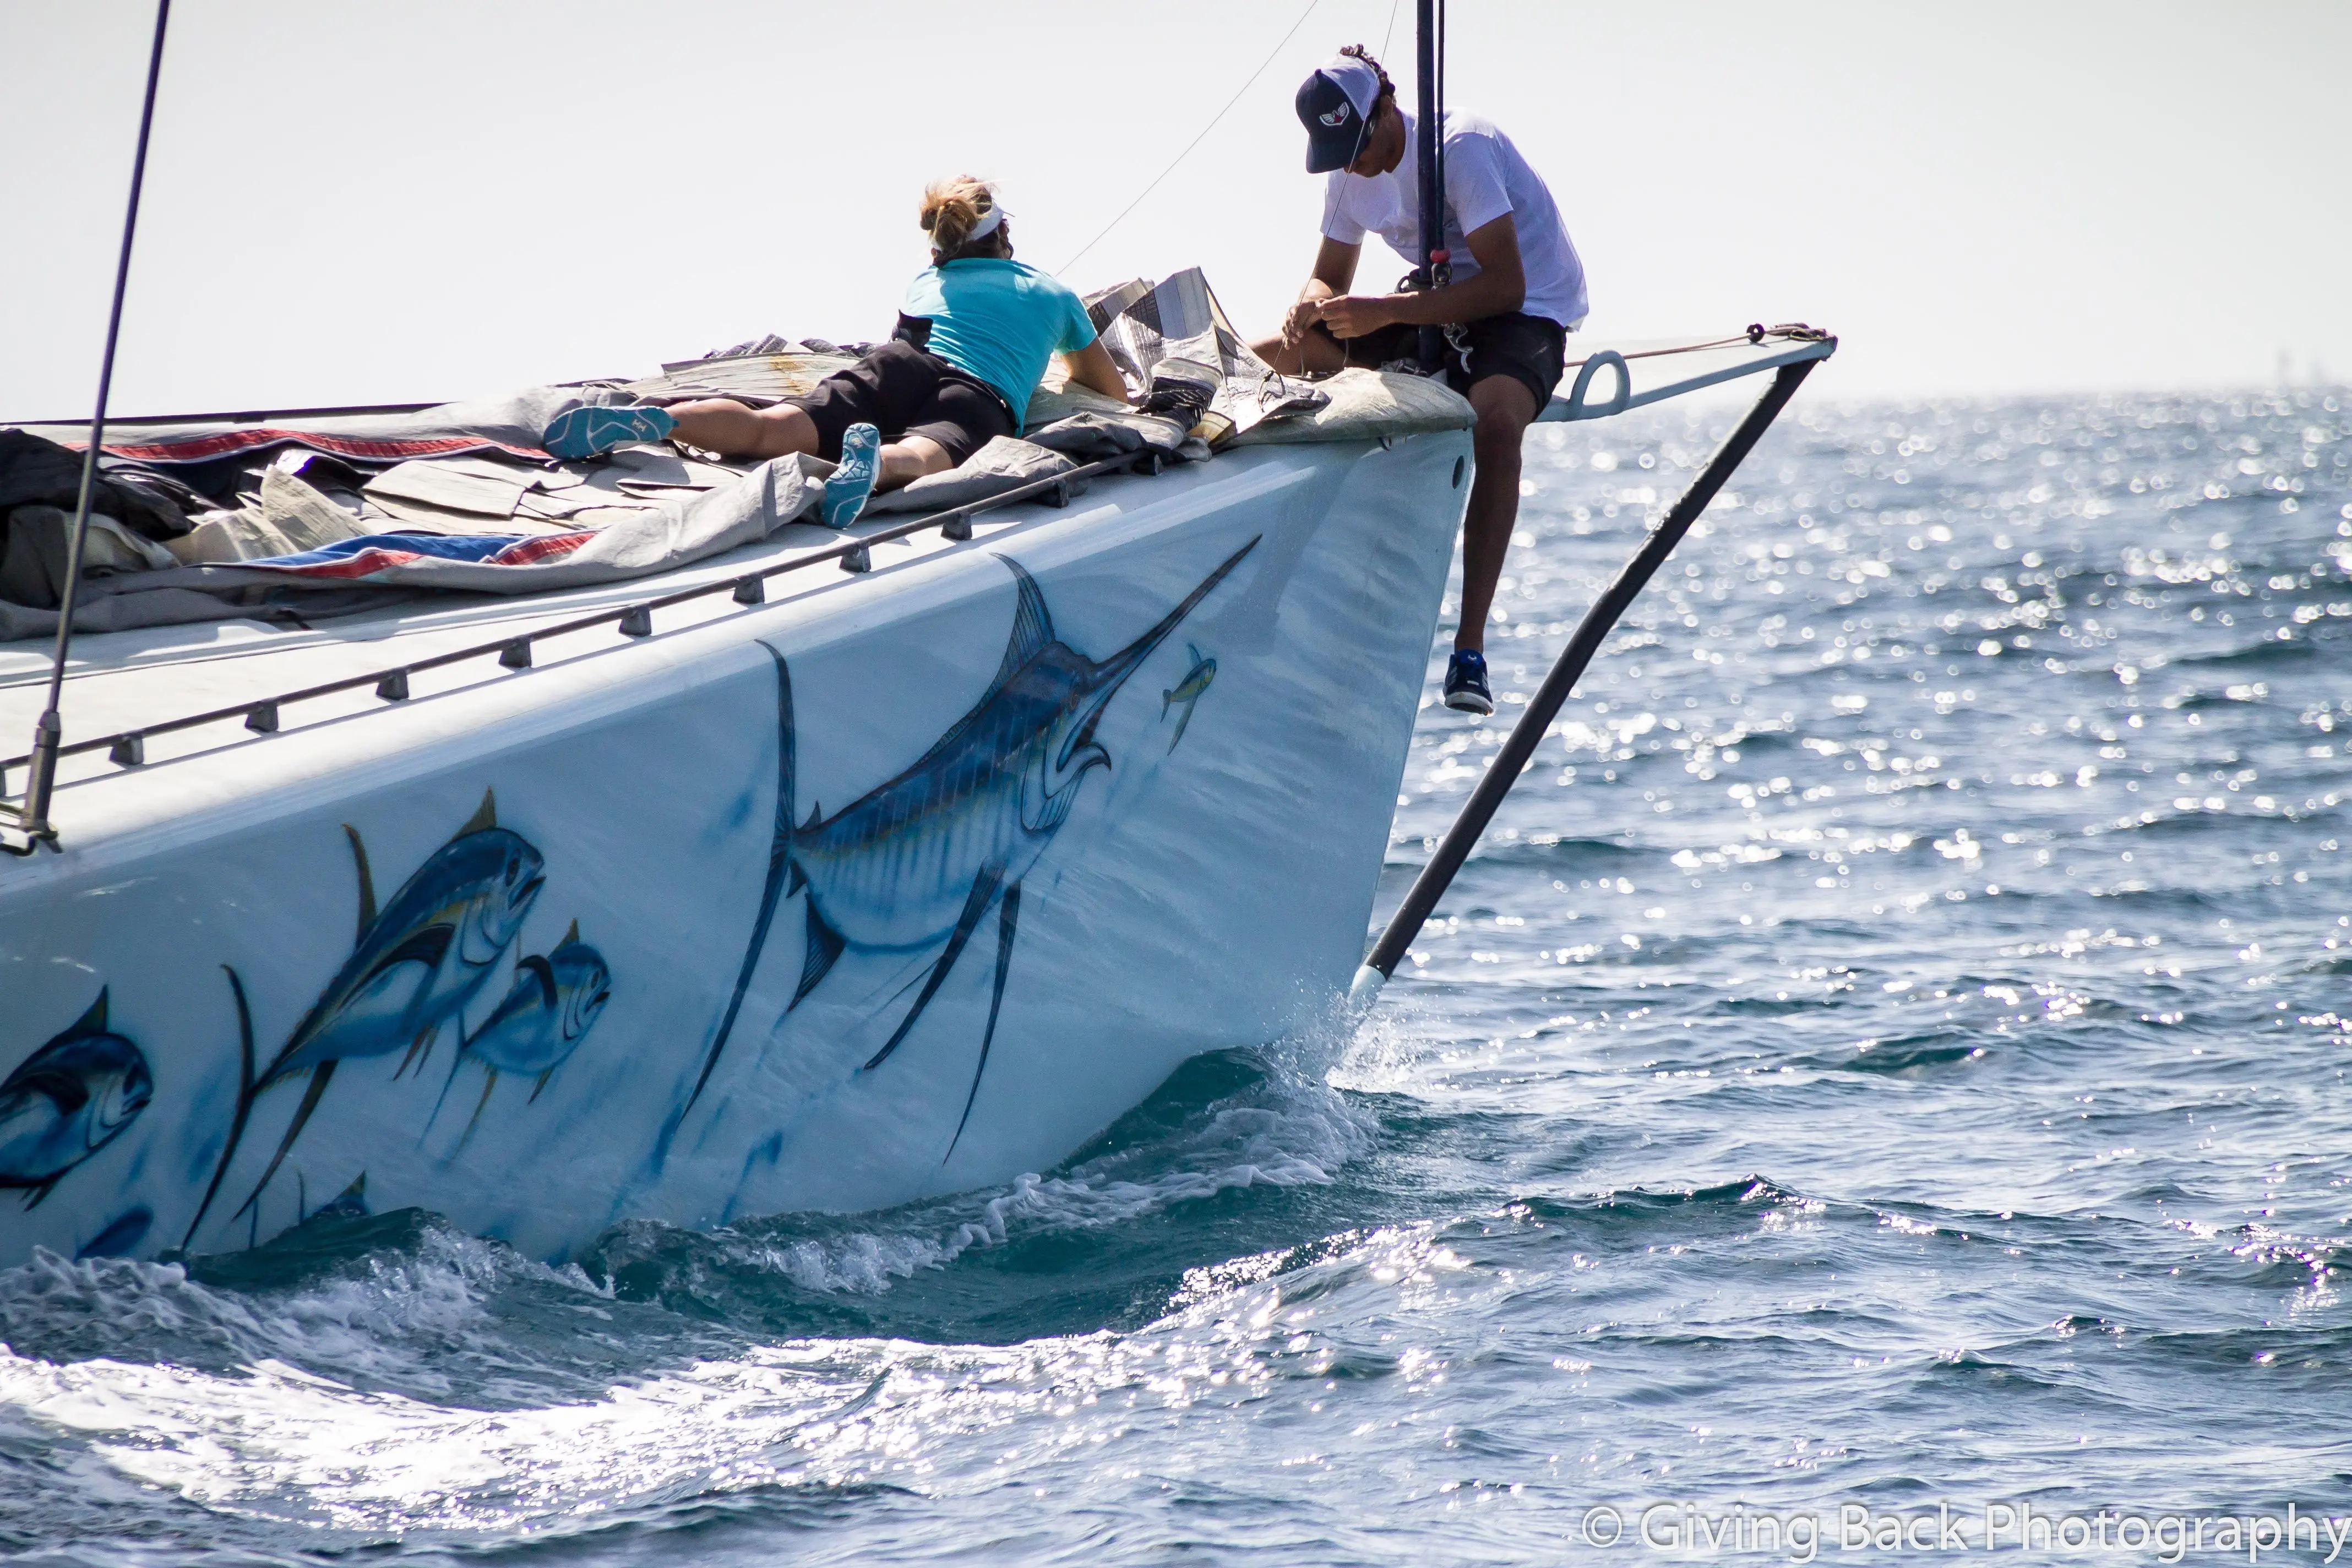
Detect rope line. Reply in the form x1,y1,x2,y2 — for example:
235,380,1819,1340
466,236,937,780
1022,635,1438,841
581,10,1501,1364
1570,324,1830,368
1055,0,1324,278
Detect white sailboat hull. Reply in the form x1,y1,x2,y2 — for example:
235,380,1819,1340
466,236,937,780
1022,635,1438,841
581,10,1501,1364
0,434,1467,1266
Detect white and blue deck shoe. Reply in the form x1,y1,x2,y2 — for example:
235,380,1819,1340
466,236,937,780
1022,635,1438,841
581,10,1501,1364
540,404,677,460
823,423,882,529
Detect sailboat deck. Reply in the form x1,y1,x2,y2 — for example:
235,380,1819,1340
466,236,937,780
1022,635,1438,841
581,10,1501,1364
0,452,1232,805
0,329,1831,823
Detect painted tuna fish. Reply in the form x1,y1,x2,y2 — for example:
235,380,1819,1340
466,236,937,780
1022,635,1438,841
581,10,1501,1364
279,794,548,1086
685,536,1257,1157
0,990,153,1208
184,792,546,1240
1160,644,1216,752
465,923,612,1079
434,923,612,1147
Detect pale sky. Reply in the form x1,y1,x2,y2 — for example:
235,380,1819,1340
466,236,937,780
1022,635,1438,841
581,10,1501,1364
4,1,2345,420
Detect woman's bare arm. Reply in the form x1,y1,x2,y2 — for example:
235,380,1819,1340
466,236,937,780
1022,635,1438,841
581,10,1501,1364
1064,339,1133,404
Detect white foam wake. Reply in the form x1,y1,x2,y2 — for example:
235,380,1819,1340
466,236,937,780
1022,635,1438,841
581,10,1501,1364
0,1216,1462,1542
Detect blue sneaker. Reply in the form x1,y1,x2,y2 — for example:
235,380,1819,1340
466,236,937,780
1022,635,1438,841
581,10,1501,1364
541,404,676,460
823,422,881,529
1442,649,1494,715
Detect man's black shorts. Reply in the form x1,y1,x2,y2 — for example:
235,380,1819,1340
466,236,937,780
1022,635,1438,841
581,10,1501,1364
1317,311,1570,411
788,339,1015,465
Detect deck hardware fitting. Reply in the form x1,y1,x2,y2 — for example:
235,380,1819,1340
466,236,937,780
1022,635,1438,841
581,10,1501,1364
375,671,410,702
732,578,765,605
1045,479,1070,508
244,703,279,734
941,513,973,541
110,735,145,767
499,640,533,669
618,606,652,638
1560,350,1632,420
840,545,872,574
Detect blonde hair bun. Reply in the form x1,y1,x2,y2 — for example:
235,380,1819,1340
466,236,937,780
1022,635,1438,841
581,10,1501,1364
919,176,999,261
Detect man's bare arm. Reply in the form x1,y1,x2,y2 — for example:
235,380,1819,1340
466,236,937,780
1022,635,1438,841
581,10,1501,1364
1280,237,1364,346
1316,214,1526,339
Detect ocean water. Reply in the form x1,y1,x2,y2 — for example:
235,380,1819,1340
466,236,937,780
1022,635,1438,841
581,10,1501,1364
3,388,2348,1565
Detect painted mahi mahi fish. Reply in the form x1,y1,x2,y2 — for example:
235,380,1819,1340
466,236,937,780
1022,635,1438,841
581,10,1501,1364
1161,644,1216,752
684,536,1259,1155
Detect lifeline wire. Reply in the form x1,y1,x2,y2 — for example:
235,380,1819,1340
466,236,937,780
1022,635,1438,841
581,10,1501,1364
1055,0,1324,278
21,0,172,840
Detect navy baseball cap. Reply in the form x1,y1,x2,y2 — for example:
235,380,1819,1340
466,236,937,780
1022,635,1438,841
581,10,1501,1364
1295,55,1380,173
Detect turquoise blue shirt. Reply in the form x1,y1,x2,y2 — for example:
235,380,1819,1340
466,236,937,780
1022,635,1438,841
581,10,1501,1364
901,258,1098,424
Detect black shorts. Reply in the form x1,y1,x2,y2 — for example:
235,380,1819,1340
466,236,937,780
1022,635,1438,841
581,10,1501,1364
788,339,1015,465
1317,311,1569,411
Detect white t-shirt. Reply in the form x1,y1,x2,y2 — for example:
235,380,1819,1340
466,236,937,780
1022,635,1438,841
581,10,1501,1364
1320,108,1588,329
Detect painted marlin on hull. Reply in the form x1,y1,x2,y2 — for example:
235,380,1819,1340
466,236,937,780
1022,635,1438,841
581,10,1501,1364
687,537,1259,1154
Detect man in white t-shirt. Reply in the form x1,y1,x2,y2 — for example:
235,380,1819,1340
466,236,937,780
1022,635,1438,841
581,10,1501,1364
1255,46,1588,716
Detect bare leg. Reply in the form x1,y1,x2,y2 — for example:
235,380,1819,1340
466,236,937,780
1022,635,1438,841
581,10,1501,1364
660,401,951,493
665,399,821,460
876,435,952,493
1456,375,1540,655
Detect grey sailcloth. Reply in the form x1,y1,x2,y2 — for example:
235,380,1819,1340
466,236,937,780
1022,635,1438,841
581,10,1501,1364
1082,269,1328,445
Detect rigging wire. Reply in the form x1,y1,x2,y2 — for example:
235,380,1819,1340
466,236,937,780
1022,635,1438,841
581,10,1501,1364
20,0,172,842
1055,0,1324,279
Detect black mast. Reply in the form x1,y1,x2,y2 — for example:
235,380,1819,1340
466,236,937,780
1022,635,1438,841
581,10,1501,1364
1413,0,1446,372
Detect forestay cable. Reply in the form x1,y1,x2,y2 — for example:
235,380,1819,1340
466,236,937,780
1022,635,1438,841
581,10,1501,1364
19,0,173,843
1055,0,1324,278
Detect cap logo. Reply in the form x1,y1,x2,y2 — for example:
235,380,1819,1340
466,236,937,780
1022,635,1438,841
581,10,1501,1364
1319,102,1352,127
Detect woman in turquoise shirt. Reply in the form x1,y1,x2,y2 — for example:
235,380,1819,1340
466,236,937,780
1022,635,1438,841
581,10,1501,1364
544,177,1132,525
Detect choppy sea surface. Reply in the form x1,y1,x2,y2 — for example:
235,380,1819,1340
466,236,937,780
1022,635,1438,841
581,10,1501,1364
4,389,2349,1566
